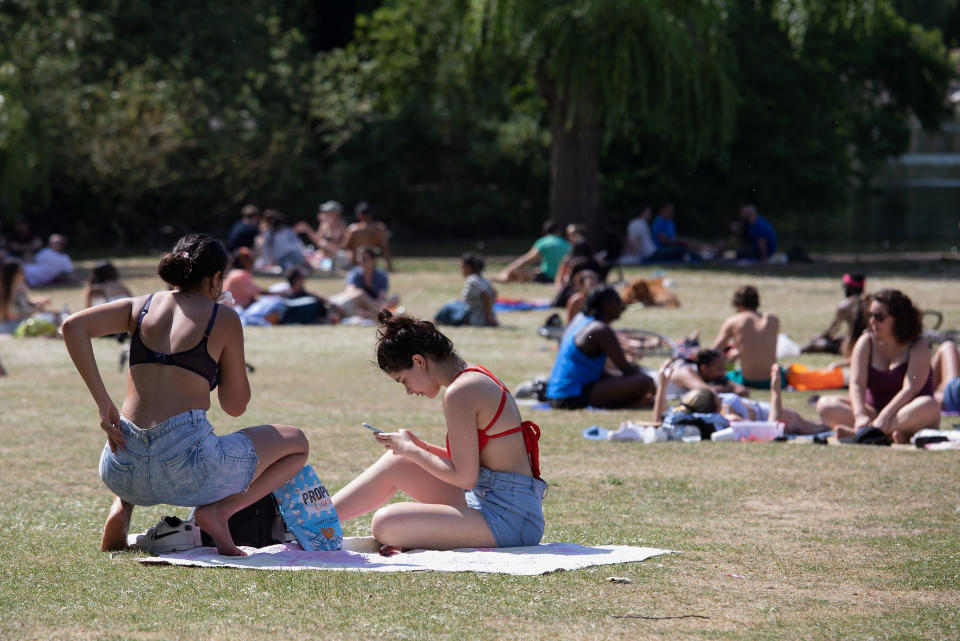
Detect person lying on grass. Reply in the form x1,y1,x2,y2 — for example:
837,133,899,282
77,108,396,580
332,311,546,550
653,361,826,435
62,233,308,556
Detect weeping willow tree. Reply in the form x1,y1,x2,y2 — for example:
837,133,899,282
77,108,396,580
469,0,941,234
469,0,738,232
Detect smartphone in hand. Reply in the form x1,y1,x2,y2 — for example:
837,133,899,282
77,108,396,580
361,422,384,434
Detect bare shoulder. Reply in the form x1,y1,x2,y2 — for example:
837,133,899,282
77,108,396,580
444,370,500,407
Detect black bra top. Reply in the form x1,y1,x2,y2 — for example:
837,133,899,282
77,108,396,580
128,293,220,390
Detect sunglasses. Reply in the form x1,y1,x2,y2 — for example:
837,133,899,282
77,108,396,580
868,311,887,322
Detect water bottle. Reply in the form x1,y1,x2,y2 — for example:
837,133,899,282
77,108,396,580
679,425,702,443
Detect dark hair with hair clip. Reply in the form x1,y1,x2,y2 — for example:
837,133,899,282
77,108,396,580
375,310,458,372
870,289,923,344
157,233,228,290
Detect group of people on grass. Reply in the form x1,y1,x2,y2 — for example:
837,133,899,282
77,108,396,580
541,272,957,446
226,201,393,275
64,234,544,555
57,218,957,557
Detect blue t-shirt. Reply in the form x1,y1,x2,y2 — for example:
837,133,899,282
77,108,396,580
546,314,607,399
650,217,677,250
747,215,777,256
346,266,389,299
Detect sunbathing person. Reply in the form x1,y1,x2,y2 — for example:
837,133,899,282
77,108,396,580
664,348,749,397
84,260,133,308
494,219,571,283
545,285,655,409
654,361,824,435
801,273,867,357
342,201,393,271
332,311,545,549
816,289,940,444
564,269,600,325
62,233,308,555
932,340,960,410
711,285,782,389
329,246,399,320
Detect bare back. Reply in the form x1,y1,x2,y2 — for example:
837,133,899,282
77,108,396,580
122,291,239,428
444,370,533,477
726,311,779,381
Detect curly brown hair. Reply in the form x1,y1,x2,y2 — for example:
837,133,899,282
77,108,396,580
869,289,923,344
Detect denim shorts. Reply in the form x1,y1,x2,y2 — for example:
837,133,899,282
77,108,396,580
99,409,259,507
464,467,548,548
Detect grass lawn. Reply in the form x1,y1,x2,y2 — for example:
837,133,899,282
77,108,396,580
1,253,958,640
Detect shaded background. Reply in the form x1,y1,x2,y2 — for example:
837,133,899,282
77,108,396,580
1,0,959,253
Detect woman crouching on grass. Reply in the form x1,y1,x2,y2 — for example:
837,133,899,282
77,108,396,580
62,233,308,556
332,311,546,549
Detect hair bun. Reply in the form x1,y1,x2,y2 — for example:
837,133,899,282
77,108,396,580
377,309,394,324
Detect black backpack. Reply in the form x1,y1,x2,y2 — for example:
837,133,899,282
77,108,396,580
199,494,292,548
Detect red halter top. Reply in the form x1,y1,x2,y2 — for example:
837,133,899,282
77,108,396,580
446,365,542,479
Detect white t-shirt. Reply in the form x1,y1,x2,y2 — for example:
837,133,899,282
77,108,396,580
719,393,770,421
625,217,656,260
24,248,73,287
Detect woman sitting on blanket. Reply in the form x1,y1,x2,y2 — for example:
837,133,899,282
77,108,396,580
62,233,308,555
545,285,655,409
653,360,825,435
816,289,940,443
332,311,546,550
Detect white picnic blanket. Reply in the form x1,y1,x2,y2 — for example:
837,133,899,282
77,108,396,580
137,537,673,575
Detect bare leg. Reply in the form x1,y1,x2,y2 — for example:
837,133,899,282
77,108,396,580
588,373,655,409
371,502,496,549
332,452,495,549
932,341,960,401
194,424,308,556
101,495,133,552
887,397,942,444
333,451,466,521
815,395,880,437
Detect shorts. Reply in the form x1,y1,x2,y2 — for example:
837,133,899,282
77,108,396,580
942,377,960,413
465,467,548,548
99,409,259,507
726,367,787,390
547,381,595,410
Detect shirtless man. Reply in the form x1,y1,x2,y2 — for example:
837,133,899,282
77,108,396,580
711,285,782,389
801,273,866,358
342,201,393,271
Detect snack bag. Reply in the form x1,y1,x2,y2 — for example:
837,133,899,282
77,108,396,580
272,465,343,551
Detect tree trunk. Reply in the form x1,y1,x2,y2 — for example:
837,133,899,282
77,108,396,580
540,72,604,243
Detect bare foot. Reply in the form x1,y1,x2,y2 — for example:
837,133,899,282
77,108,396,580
194,505,246,556
890,430,908,444
101,496,132,552
836,424,856,438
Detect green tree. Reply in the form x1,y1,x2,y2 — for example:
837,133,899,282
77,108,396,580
471,0,736,237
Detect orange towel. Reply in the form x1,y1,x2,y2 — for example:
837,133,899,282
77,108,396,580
786,363,845,391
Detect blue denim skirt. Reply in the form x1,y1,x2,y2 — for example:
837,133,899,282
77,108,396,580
99,409,258,507
464,467,548,548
